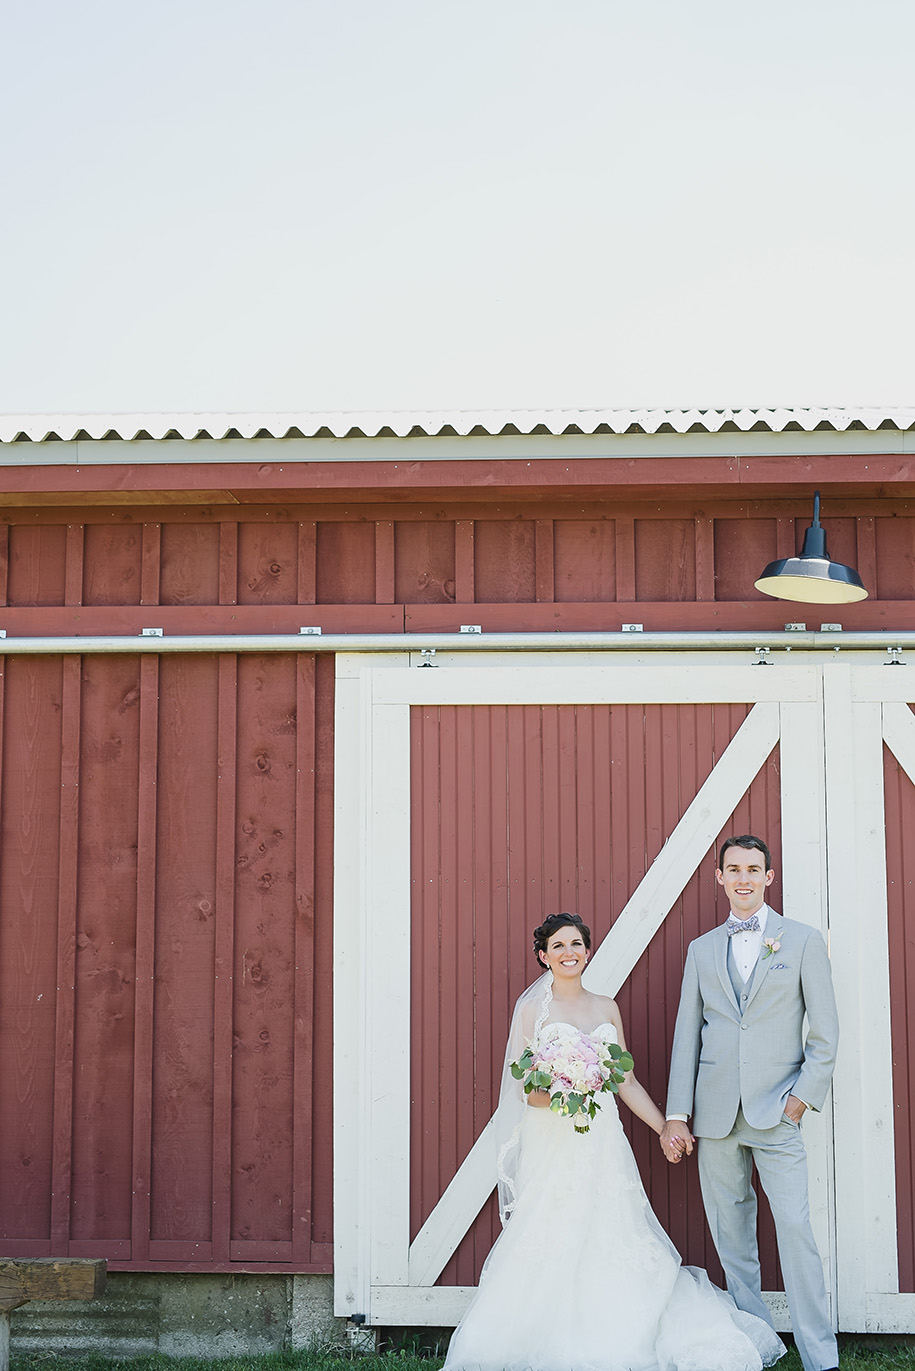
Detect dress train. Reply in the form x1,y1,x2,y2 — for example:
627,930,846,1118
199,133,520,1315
443,1094,785,1371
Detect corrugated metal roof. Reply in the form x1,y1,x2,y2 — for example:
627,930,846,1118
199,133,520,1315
1,407,914,443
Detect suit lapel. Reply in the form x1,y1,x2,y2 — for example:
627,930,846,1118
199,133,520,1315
744,910,784,1010
715,926,740,1014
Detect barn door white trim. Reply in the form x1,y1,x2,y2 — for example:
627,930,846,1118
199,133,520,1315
827,664,915,1332
333,652,831,1327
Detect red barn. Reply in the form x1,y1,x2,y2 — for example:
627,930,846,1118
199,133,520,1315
0,406,914,1349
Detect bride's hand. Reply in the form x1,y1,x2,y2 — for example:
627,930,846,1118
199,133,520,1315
526,1089,552,1109
659,1120,693,1162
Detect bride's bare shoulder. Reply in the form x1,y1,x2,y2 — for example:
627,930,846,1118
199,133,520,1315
588,991,620,1022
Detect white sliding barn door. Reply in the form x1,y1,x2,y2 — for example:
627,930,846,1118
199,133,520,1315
826,663,915,1332
333,650,838,1328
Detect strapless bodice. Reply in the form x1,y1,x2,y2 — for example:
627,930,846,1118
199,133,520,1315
542,1020,618,1042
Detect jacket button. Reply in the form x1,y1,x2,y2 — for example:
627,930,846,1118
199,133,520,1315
741,1023,748,1031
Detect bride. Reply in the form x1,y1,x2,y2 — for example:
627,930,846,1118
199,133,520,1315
442,913,786,1371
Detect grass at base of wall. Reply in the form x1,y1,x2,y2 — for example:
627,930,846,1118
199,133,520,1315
11,1337,915,1371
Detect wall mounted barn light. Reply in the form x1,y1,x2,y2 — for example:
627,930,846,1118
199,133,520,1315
754,490,868,604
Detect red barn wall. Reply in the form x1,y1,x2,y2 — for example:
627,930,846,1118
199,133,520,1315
0,473,913,1274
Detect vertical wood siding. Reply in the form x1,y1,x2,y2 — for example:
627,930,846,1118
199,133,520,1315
0,647,334,1273
884,738,915,1292
410,703,783,1289
71,654,141,1248
0,656,63,1247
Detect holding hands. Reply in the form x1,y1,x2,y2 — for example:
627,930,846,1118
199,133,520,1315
659,1120,694,1164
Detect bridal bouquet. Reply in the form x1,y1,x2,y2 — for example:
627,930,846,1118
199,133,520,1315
510,1022,634,1133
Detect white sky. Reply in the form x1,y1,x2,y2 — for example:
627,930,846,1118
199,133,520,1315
2,0,913,415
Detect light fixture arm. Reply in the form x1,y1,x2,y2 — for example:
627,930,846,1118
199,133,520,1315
798,489,828,561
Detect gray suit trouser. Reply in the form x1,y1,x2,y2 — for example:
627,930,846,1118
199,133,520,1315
698,1108,837,1371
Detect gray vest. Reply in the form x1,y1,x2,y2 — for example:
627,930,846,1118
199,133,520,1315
728,941,758,1017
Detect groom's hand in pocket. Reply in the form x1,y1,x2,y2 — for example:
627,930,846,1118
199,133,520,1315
783,1094,808,1124
659,1120,694,1163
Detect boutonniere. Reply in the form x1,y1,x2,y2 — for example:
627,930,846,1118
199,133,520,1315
762,937,781,959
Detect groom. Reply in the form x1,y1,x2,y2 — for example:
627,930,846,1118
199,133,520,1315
660,834,839,1371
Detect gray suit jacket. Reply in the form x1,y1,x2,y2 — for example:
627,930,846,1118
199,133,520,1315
666,911,839,1137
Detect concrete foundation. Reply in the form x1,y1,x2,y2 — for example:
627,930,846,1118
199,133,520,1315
10,1272,348,1359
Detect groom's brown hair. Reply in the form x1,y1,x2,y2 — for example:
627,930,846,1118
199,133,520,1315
717,833,772,872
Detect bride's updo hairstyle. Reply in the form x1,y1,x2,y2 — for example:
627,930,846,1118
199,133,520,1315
533,912,591,967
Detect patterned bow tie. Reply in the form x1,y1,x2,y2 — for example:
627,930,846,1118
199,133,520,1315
726,914,761,936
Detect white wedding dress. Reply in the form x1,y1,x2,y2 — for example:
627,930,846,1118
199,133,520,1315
442,1021,785,1371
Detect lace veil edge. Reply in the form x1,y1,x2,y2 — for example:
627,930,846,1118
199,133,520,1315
494,970,553,1225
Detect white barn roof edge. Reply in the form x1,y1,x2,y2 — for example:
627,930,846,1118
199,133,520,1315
1,406,915,444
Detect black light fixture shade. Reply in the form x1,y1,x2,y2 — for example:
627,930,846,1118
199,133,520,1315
754,491,868,604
